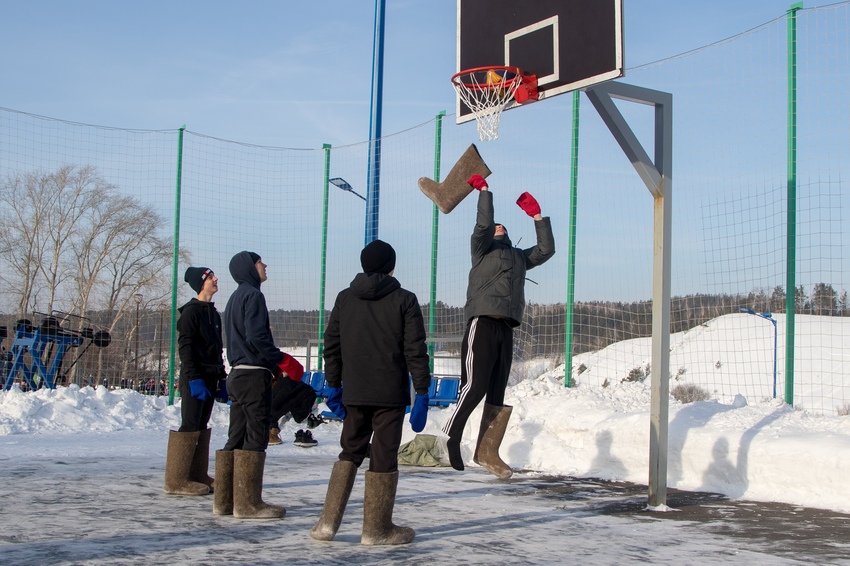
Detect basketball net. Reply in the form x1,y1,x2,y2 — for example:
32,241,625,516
452,67,523,141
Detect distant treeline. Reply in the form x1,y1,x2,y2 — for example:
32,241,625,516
267,283,849,361
3,284,844,381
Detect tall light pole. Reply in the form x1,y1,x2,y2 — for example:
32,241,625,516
364,0,386,245
134,294,143,376
739,307,778,398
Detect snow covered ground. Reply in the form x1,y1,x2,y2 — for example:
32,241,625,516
1,313,849,563
4,427,844,566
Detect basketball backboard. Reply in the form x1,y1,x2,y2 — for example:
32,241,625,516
456,0,624,123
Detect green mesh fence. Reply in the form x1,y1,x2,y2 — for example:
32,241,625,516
1,4,848,414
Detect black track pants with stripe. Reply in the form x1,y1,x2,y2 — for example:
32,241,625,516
442,316,513,441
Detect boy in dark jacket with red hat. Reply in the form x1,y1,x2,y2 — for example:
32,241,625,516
311,239,431,545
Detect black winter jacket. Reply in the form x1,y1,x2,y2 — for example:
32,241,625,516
464,190,555,326
224,251,284,372
323,272,431,407
177,298,226,383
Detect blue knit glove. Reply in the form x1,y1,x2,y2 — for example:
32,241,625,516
326,387,346,420
409,393,429,432
189,379,212,401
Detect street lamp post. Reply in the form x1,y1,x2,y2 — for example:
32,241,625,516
318,174,366,371
329,177,367,201
157,303,167,396
134,294,143,378
739,307,778,398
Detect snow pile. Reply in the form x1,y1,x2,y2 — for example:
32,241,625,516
2,372,850,513
0,384,230,435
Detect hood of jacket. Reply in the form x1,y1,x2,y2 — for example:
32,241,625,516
178,297,217,315
229,251,261,288
349,272,401,301
493,233,512,247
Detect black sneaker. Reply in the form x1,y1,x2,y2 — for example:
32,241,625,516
306,413,326,429
294,429,318,448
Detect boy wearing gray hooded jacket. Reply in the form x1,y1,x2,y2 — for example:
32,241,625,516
442,175,555,479
213,250,302,520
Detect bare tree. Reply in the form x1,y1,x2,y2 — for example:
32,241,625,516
70,190,185,384
70,192,177,319
0,165,185,386
0,170,53,315
39,166,111,313
91,201,181,382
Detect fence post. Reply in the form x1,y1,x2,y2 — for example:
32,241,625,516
318,143,332,371
168,125,185,406
428,111,446,373
564,91,580,387
785,2,803,405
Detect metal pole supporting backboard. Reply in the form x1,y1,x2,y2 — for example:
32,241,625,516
585,81,673,508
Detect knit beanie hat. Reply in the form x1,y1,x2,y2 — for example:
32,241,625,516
184,267,213,294
360,240,396,274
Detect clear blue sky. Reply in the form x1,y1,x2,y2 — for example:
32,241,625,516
0,1,810,148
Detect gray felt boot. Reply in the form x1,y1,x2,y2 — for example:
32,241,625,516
232,449,285,519
310,460,358,541
213,450,234,515
164,431,210,496
472,403,513,479
189,427,214,492
418,144,491,214
361,471,414,546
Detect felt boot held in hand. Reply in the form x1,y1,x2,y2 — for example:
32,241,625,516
473,403,513,479
232,450,285,519
361,471,415,546
213,450,234,515
164,430,210,496
418,144,491,214
189,428,214,492
310,460,358,541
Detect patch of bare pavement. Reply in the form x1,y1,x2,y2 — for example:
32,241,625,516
506,473,850,563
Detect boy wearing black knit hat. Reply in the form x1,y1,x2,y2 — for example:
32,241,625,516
311,239,431,545
164,267,226,497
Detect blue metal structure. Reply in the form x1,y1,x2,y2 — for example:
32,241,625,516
3,319,83,390
3,315,111,391
364,0,386,245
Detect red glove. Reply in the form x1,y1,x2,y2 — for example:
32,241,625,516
516,192,541,217
277,353,304,382
467,174,488,191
